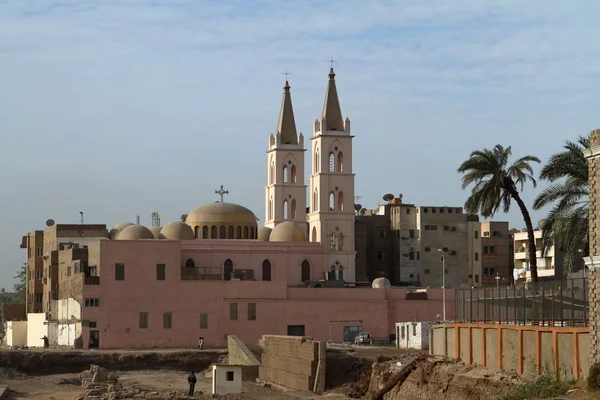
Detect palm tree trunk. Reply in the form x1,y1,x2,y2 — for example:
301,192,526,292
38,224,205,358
510,188,539,282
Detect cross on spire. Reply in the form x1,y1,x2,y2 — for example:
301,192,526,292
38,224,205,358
327,57,337,69
214,185,229,202
282,69,291,80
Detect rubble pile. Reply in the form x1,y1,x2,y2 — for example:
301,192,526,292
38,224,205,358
76,365,161,400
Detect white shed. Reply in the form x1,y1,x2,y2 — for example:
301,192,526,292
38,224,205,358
395,322,433,350
212,365,242,395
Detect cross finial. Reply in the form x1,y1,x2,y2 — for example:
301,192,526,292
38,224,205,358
214,185,229,203
327,57,337,69
282,69,291,79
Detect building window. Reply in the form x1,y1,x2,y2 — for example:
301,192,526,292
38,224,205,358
337,152,344,172
442,247,448,252
156,264,166,280
284,200,289,219
36,247,43,257
139,312,148,329
226,371,235,381
211,225,217,239
202,226,208,239
185,258,195,268
417,251,420,260
85,298,99,307
34,294,43,304
248,303,256,321
409,229,415,238
474,252,479,261
89,321,97,328
409,251,414,260
220,225,226,239
163,312,172,329
291,199,297,219
291,165,297,183
378,229,386,239
405,208,410,214
423,207,428,213
329,152,335,172
301,260,311,282
329,192,335,210
493,231,501,236
228,225,234,239
474,230,479,239
424,247,430,252
377,251,386,260
489,246,495,254
224,259,233,281
413,324,417,336
475,274,479,283
243,226,249,239
283,166,289,183
262,260,272,281
236,226,242,239
483,246,489,254
432,208,437,213
115,263,125,281
200,313,208,329
230,303,238,321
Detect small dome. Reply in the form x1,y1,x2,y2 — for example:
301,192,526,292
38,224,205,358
109,222,135,239
116,225,155,240
257,227,272,241
372,277,391,289
149,226,164,239
269,222,305,243
161,221,195,240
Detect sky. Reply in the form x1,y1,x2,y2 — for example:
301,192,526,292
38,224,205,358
1,0,600,289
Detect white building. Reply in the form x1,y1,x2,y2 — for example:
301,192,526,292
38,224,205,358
395,321,433,350
513,229,563,281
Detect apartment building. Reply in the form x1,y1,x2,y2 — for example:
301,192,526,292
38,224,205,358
513,229,564,281
480,222,512,286
467,216,482,287
20,231,44,313
355,209,392,282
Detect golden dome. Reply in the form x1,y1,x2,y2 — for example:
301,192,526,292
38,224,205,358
149,226,164,239
269,222,305,243
257,227,272,241
161,221,194,240
116,225,155,240
109,222,135,239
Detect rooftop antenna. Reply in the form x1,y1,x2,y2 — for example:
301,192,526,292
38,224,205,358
136,215,140,225
151,212,160,227
79,212,84,224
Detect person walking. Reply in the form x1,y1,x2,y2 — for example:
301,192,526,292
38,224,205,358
41,335,49,349
188,370,197,397
198,336,204,350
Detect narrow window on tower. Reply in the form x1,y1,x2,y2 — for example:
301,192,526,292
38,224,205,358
329,192,335,210
283,166,289,183
283,200,289,219
291,199,297,219
291,165,297,183
337,152,344,172
329,152,335,172
337,192,344,211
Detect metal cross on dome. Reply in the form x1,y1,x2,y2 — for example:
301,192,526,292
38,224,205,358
215,185,229,202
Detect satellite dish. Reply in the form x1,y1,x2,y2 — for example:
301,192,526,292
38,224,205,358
46,219,55,227
399,194,403,200
383,193,394,202
538,219,549,229
354,204,362,212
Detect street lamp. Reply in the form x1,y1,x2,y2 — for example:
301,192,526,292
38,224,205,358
437,249,446,322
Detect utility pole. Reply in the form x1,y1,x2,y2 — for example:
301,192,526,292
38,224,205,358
438,249,446,322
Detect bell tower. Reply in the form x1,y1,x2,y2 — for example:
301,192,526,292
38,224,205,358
264,78,308,236
307,67,356,282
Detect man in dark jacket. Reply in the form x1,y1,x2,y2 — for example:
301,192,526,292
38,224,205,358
188,371,197,396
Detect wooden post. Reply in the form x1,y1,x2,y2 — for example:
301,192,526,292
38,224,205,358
468,326,473,365
553,331,559,379
518,329,524,375
455,325,461,360
497,326,503,369
573,332,580,380
482,327,487,366
536,330,542,374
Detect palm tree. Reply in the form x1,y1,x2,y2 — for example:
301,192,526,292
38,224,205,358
458,145,541,282
533,136,589,276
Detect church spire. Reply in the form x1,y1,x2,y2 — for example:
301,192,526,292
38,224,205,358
321,68,344,132
277,79,298,145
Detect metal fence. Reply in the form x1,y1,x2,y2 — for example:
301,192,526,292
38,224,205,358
455,278,589,327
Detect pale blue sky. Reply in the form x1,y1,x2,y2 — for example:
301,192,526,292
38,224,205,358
1,0,599,289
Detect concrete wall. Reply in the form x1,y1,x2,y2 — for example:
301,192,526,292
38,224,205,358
57,298,81,321
6,321,27,346
430,324,590,381
227,335,260,381
212,365,242,395
57,323,77,346
26,313,47,347
258,335,325,393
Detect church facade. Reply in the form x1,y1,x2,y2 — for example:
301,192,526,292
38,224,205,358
20,68,450,349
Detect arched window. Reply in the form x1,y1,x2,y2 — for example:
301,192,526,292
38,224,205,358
338,191,344,211
250,226,255,239
283,200,289,219
236,226,242,239
291,199,297,219
338,233,344,250
185,258,195,268
311,227,317,242
211,225,217,239
313,189,318,212
329,152,335,172
283,166,289,183
262,260,272,281
301,260,311,282
337,151,344,172
268,199,272,220
220,225,226,239
228,225,234,239
328,266,336,280
329,192,335,210
270,160,274,184
194,226,199,239
202,226,208,239
315,149,319,173
291,165,297,183
224,259,233,281
329,233,336,250
243,226,249,239
338,266,344,281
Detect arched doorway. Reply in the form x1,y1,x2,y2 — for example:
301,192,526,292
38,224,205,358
301,260,311,282
224,259,233,281
262,260,272,281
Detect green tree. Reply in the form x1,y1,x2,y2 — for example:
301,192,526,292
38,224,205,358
533,136,589,275
13,262,26,304
458,144,541,282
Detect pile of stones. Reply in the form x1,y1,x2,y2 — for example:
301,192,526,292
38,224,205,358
76,365,157,400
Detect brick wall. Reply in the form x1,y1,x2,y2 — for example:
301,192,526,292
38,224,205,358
227,335,260,381
587,129,600,364
258,335,325,393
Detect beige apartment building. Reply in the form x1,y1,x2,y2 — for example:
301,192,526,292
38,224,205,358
479,221,512,286
20,223,108,315
513,229,563,281
468,216,482,287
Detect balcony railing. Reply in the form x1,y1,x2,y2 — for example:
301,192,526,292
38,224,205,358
181,267,222,281
84,276,100,285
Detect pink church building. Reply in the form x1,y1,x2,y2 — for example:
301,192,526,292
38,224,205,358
23,68,454,349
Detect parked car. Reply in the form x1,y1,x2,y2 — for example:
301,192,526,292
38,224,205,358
354,332,373,345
